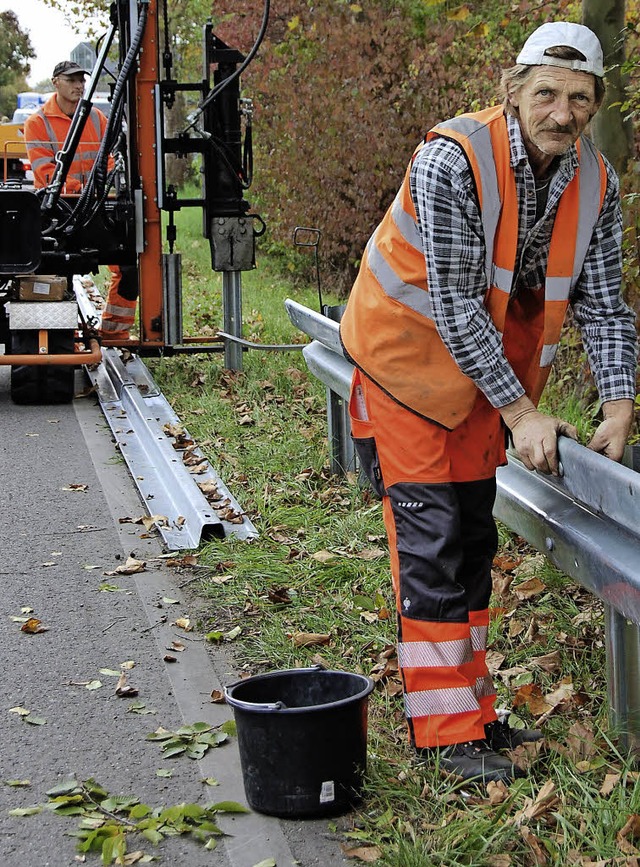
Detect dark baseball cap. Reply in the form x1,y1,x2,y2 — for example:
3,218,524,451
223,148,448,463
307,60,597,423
52,60,90,78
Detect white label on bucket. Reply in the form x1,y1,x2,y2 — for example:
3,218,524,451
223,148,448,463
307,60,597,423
319,780,335,804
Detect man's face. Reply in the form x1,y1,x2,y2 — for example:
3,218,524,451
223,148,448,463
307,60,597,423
53,72,86,106
509,66,598,167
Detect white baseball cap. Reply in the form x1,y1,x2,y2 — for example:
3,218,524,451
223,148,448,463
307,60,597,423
516,22,604,78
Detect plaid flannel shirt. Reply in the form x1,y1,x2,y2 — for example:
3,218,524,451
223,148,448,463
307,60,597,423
409,111,637,408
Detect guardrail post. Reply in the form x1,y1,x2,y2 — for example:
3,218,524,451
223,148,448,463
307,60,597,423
605,605,640,757
321,305,355,476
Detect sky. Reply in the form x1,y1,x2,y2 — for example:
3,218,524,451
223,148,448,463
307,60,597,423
0,0,102,86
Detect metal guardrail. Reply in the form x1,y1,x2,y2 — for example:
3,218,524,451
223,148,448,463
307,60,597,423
77,279,258,549
285,298,640,754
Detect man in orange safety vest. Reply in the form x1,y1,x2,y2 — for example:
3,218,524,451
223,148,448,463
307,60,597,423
24,60,137,342
340,22,637,784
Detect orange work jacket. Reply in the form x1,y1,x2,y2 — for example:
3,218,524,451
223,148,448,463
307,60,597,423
340,105,607,430
23,94,108,192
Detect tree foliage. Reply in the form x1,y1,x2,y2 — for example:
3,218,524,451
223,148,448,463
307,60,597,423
0,10,35,115
40,0,640,298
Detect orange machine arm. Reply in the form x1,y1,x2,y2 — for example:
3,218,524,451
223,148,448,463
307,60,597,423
136,0,164,345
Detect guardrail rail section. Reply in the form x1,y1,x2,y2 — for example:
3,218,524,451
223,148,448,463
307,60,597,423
285,298,640,756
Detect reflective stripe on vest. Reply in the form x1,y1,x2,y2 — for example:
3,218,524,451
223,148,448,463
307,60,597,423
340,105,607,428
398,638,474,669
35,105,103,184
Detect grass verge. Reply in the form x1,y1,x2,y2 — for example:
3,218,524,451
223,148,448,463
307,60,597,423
147,215,640,866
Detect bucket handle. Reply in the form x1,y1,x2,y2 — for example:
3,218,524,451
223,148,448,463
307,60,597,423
224,665,325,712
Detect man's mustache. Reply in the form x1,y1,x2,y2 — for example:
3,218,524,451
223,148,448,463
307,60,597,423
541,124,575,134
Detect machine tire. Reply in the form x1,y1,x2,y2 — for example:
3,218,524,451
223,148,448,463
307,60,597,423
10,330,76,405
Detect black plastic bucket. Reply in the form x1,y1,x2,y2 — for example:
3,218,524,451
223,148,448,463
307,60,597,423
225,667,375,818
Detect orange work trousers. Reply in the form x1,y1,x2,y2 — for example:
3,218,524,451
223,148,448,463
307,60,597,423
349,369,507,749
100,265,138,339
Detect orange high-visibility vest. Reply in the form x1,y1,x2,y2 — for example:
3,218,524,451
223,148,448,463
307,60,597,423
24,94,108,192
340,105,607,430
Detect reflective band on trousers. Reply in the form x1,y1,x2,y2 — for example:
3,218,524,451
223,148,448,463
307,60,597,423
405,685,480,718
470,624,488,652
475,675,496,699
398,638,474,669
105,302,136,318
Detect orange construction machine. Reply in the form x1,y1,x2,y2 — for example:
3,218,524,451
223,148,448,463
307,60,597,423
0,0,268,403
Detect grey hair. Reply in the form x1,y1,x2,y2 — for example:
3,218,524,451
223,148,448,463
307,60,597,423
501,46,606,116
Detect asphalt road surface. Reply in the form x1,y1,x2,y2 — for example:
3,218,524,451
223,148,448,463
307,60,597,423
0,366,349,867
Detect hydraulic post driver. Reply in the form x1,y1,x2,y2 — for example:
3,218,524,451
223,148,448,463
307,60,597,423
0,0,269,404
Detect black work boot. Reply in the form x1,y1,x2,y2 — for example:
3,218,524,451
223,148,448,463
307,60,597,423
419,740,525,784
485,719,544,752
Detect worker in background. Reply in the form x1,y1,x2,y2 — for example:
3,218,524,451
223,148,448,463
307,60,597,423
340,22,637,784
24,60,137,342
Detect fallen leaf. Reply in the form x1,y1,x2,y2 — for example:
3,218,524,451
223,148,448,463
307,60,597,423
519,826,548,865
514,780,559,826
9,706,31,716
104,556,146,576
618,814,640,855
252,860,276,867
62,483,88,493
3,779,31,787
312,550,337,563
210,690,226,704
487,779,510,806
530,650,562,673
24,715,47,726
513,683,552,717
600,772,621,796
342,845,383,862
115,672,139,698
85,680,103,691
289,632,332,648
513,577,546,600
120,660,135,670
20,618,49,635
174,617,192,631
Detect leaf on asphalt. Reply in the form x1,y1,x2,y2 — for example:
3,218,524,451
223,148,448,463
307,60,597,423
252,860,276,867
99,668,122,677
20,617,49,634
202,777,219,786
85,680,103,691
168,641,186,652
104,556,146,576
120,660,135,670
115,672,139,698
24,715,47,725
174,617,193,631
210,690,226,704
8,805,42,817
341,844,383,862
127,701,156,715
9,706,30,716
3,779,31,787
62,483,88,493
289,631,332,647
514,780,559,827
156,769,173,778
162,597,180,605
164,655,177,663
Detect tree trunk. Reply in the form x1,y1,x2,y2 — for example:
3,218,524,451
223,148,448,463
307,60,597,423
582,0,633,173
